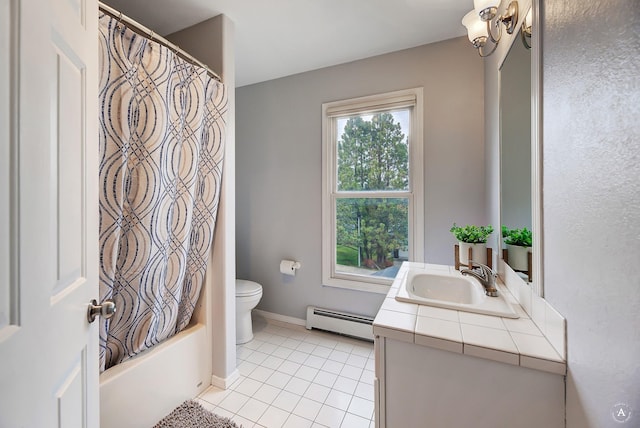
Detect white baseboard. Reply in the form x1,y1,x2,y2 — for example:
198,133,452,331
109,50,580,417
211,369,240,390
253,309,306,327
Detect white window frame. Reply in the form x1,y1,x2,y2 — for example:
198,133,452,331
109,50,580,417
322,88,424,294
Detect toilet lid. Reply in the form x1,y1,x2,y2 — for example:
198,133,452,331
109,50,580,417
236,279,262,297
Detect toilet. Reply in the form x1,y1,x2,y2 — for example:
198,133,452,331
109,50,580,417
235,279,263,344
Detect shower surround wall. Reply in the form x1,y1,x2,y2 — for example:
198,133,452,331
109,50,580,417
236,37,485,321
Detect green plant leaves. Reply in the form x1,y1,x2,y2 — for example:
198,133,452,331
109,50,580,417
502,226,532,247
450,223,494,244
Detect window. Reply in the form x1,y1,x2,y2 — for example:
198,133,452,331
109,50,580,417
322,88,424,293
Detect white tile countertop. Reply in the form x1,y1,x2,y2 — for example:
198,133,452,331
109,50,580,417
373,262,566,375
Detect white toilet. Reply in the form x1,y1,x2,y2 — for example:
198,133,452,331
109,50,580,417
235,279,263,344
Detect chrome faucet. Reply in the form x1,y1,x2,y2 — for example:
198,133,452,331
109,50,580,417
461,261,499,297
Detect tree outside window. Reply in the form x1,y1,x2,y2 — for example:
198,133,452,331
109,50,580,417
322,88,423,293
335,112,409,276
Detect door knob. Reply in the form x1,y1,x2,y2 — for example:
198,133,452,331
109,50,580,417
87,299,116,323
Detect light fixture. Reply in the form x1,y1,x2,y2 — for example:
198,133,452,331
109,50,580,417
462,11,488,49
462,0,519,57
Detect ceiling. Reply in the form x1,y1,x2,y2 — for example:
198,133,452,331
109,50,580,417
103,0,473,87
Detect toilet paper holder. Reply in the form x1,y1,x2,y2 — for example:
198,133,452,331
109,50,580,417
280,260,301,276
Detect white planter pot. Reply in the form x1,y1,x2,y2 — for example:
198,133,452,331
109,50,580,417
506,244,531,271
458,242,487,266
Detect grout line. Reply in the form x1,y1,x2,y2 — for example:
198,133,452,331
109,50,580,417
201,318,376,428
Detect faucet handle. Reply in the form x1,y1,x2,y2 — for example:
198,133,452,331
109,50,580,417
468,260,494,274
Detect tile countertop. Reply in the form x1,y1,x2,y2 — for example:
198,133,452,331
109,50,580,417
373,262,566,375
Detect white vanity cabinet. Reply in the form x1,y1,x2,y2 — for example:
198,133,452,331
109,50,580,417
374,335,564,428
374,262,565,428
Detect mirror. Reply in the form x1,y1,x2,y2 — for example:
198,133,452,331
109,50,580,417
500,13,532,282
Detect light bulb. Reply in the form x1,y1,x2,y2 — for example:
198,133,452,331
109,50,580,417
462,10,487,45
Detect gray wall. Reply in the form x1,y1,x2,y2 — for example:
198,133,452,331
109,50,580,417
543,1,640,426
236,37,485,320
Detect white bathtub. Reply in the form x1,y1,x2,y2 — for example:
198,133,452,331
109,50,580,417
99,323,210,428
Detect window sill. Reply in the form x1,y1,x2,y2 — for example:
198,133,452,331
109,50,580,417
323,277,391,295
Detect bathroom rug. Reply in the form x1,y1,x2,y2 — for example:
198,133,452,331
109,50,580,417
153,400,242,428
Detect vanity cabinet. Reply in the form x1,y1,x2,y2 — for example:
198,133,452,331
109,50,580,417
373,262,566,428
374,336,564,428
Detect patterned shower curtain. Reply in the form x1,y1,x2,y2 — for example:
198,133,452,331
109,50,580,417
97,14,227,371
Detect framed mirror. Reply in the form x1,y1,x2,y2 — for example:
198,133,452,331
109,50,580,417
498,2,544,299
499,16,532,283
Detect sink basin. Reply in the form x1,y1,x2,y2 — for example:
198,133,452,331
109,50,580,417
395,269,519,318
409,273,483,304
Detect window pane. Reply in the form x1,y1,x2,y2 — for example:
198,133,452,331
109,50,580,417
335,198,409,279
336,110,410,192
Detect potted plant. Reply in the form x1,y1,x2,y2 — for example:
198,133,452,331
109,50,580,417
502,226,532,271
450,223,493,265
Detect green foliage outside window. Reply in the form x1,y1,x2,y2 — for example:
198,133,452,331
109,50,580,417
336,113,409,269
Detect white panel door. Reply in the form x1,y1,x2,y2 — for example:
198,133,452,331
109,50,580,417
0,0,100,426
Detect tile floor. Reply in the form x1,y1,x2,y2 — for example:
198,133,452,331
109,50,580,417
196,315,376,428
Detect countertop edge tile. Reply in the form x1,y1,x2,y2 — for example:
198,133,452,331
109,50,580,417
415,335,463,354
463,344,519,366
459,323,519,354
373,325,414,344
520,355,566,375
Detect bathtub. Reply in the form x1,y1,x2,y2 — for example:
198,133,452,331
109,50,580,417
99,323,210,428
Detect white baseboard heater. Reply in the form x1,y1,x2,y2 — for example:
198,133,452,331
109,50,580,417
306,306,374,341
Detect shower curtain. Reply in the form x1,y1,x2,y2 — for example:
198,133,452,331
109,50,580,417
97,13,227,370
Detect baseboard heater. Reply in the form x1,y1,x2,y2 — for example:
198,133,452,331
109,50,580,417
306,306,374,341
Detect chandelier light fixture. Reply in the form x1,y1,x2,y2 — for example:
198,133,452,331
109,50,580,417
462,0,519,57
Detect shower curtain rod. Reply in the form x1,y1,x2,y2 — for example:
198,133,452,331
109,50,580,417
98,1,222,82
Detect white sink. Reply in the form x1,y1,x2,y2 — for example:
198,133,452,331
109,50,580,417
395,269,519,318
408,273,483,304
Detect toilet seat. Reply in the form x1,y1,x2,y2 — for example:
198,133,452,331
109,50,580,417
236,279,262,297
